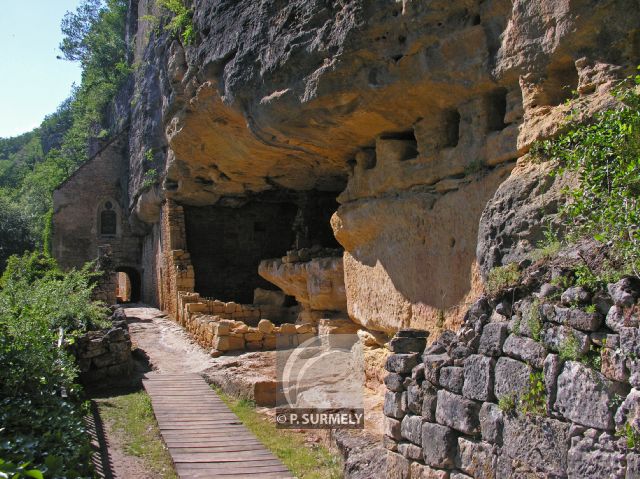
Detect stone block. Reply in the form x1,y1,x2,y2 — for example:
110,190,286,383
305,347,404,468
279,323,297,334
423,353,452,384
541,323,590,355
407,383,424,414
439,366,464,394
456,438,497,479
213,323,230,336
244,331,263,342
462,354,495,401
628,453,640,479
385,417,402,440
398,442,423,461
621,327,640,357
410,463,450,479
555,361,628,430
422,422,457,468
494,357,531,401
401,414,424,445
567,433,626,478
263,334,277,349
386,353,420,374
502,334,546,368
246,340,262,351
601,348,629,382
477,322,507,357
389,336,427,354
383,435,398,452
449,474,471,479
561,286,591,305
479,402,503,444
435,389,480,435
386,451,411,479
385,373,405,392
608,277,640,307
614,388,640,430
384,391,407,420
258,319,275,333
422,384,438,422
503,414,570,476
213,335,245,351
543,353,561,413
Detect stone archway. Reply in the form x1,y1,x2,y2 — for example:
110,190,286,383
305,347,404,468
115,266,141,303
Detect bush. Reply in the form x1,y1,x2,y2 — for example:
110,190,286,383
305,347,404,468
486,263,521,294
0,253,108,477
158,0,195,45
535,71,640,278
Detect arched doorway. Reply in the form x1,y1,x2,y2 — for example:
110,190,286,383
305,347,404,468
115,267,141,303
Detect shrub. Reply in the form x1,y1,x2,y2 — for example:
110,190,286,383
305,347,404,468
525,299,543,342
498,394,516,413
486,263,521,294
0,253,108,476
520,371,546,416
535,71,640,278
158,0,195,45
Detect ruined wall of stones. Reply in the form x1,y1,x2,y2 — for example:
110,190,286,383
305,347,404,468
383,274,640,478
73,310,133,385
156,200,195,316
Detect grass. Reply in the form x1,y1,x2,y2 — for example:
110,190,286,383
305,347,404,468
486,262,521,295
98,390,177,479
213,387,343,479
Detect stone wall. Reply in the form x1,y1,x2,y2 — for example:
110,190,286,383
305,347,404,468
52,133,141,276
73,311,133,385
383,274,640,478
176,291,314,354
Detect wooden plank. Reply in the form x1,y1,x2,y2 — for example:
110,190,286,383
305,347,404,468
143,375,293,478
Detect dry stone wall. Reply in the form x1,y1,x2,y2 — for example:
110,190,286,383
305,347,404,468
73,310,133,385
384,276,640,478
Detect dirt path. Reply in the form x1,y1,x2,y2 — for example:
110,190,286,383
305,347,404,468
89,304,213,479
124,305,216,374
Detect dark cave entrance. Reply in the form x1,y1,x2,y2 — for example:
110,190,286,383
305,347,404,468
183,192,341,304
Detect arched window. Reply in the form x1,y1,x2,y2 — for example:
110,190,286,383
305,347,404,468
100,201,117,236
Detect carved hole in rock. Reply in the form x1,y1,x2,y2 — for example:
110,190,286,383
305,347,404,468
115,267,140,303
486,88,508,131
443,109,461,148
360,148,377,170
472,14,481,25
380,130,418,161
539,60,580,106
391,54,403,63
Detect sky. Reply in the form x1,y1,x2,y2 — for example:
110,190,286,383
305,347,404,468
0,0,84,138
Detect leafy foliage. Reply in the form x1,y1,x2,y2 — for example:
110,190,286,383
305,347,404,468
534,71,640,278
520,371,546,416
0,0,130,265
158,0,195,45
0,253,108,477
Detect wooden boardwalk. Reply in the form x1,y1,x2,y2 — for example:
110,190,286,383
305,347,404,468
143,374,293,479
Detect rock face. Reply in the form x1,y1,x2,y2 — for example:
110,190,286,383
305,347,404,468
52,0,640,335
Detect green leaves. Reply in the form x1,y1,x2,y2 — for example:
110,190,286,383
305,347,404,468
537,74,640,278
159,0,196,45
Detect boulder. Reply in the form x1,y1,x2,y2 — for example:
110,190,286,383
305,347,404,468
400,414,424,445
456,438,497,479
386,353,420,374
439,366,464,394
479,402,503,445
494,357,531,401
608,277,640,307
